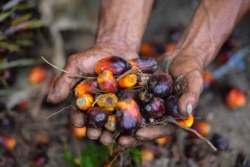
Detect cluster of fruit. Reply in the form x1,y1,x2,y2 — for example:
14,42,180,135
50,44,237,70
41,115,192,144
71,56,194,136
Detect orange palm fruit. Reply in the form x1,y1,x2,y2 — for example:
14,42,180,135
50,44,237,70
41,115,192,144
128,57,158,74
118,73,137,88
140,42,164,59
97,70,117,93
95,56,131,75
224,87,247,110
96,93,118,112
75,93,94,111
28,66,47,85
104,114,117,132
155,135,172,145
140,147,155,162
188,121,211,139
74,78,98,96
164,42,176,52
0,135,16,150
203,71,213,89
177,114,194,128
70,125,87,139
116,99,141,133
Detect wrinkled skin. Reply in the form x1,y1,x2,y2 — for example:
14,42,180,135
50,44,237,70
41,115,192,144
47,0,250,147
47,42,200,146
47,43,138,104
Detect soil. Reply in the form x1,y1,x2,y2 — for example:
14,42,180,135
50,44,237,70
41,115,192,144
1,0,250,167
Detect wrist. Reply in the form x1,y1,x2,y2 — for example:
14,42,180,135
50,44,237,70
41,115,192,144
95,0,153,53
95,34,139,54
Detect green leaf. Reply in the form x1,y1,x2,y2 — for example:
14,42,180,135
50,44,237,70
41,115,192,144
128,147,142,165
0,41,20,52
11,13,32,26
14,38,32,47
63,143,76,167
79,141,110,167
0,8,15,22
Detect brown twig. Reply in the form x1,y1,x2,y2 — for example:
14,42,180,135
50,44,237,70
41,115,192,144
41,56,95,79
109,151,122,167
164,116,218,152
45,105,72,121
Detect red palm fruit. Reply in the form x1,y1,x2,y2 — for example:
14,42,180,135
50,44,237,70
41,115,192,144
0,135,16,150
116,99,141,134
70,125,87,138
177,114,194,128
96,93,118,113
74,78,98,96
104,114,117,132
148,73,173,97
164,42,176,52
118,73,137,88
118,89,139,103
75,94,94,111
143,97,165,118
28,66,47,85
211,133,229,151
188,121,211,139
97,70,117,93
203,71,213,89
95,56,131,75
34,134,49,146
128,57,158,74
224,87,247,110
30,153,49,167
12,98,29,111
164,96,187,119
140,42,164,59
86,107,108,128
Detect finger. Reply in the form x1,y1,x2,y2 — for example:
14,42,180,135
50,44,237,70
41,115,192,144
177,70,203,116
100,131,113,145
47,55,82,104
135,125,174,141
87,127,102,140
118,136,137,147
69,106,85,128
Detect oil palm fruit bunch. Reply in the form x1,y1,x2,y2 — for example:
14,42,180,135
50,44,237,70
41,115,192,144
71,56,194,137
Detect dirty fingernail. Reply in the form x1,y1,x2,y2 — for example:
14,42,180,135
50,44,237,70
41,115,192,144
186,103,193,116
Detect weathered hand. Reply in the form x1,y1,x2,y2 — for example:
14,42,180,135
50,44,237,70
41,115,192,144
47,43,138,104
47,43,150,145
107,50,204,147
158,50,204,116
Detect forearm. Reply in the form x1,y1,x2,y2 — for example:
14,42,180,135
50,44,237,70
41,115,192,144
175,0,250,68
95,0,153,52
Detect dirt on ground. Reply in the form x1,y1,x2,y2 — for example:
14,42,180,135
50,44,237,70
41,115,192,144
1,0,250,167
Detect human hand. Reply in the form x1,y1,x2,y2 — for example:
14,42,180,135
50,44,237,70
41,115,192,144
47,43,177,147
47,43,138,104
108,50,204,147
